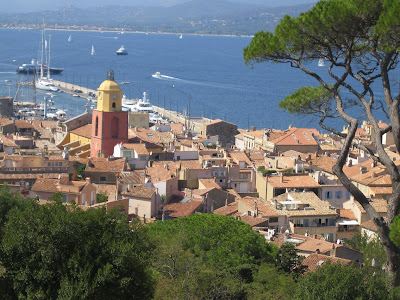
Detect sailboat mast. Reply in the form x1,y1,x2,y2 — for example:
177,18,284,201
40,19,45,79
47,35,51,79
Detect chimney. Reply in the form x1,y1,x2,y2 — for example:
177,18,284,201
316,248,320,254
254,201,258,217
330,244,336,257
371,171,376,178
85,177,91,183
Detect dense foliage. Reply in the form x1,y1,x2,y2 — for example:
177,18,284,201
294,262,400,300
0,189,155,299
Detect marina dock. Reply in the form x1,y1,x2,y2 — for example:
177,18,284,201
52,80,97,98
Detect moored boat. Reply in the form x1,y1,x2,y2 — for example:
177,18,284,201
116,45,128,55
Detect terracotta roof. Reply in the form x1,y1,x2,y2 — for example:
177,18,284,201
240,197,280,217
271,127,319,146
121,143,149,155
239,215,269,227
369,186,392,195
0,134,18,147
93,184,116,196
266,174,320,189
229,151,252,166
129,127,173,146
164,200,203,218
307,154,337,173
14,120,34,129
70,124,92,139
338,208,356,220
146,160,201,183
354,198,388,214
213,201,238,216
3,155,23,161
169,123,184,135
270,233,325,248
0,118,13,126
122,186,156,199
296,238,342,254
32,177,88,193
118,170,146,185
302,253,353,272
199,178,222,189
205,119,237,127
360,218,386,232
272,192,336,217
243,130,265,139
86,158,128,173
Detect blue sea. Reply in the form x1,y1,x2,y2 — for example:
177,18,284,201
0,28,389,130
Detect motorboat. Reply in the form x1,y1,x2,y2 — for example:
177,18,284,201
152,71,161,78
91,45,95,56
120,81,130,84
179,34,183,39
68,34,72,42
116,45,128,55
72,94,80,97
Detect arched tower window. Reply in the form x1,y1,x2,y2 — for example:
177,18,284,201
111,117,119,138
112,102,116,108
95,116,99,136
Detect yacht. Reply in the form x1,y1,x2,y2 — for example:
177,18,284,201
35,24,59,92
17,59,63,75
116,45,128,55
152,71,161,78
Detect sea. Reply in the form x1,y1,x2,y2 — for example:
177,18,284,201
0,28,390,131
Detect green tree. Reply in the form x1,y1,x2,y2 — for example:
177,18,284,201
244,0,400,283
348,232,387,268
147,214,277,298
96,192,108,203
276,242,306,277
294,262,399,300
0,202,155,299
246,263,297,300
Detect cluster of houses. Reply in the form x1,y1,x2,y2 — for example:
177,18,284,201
0,74,392,272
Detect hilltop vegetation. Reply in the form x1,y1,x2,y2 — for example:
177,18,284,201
0,0,314,35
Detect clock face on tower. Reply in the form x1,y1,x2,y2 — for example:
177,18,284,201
112,93,117,99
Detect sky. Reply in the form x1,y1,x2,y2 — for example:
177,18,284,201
3,0,318,13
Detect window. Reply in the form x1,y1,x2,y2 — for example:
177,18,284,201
62,194,68,203
100,176,107,182
346,191,351,199
91,191,95,205
140,117,145,121
129,199,133,207
325,191,332,199
140,155,147,161
112,102,116,108
82,194,86,205
111,117,119,138
123,150,132,158
95,116,99,136
269,217,278,223
335,191,343,199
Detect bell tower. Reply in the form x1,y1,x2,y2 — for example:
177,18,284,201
90,70,128,157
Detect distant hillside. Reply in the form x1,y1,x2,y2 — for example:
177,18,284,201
0,0,315,35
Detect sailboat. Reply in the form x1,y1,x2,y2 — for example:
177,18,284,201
179,34,183,39
35,22,58,92
318,58,325,67
68,34,72,42
91,45,95,56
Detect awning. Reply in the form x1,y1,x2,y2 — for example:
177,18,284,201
278,200,302,205
337,219,359,226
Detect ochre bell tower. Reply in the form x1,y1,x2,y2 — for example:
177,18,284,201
90,70,128,157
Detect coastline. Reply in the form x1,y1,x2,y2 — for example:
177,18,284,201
0,26,254,38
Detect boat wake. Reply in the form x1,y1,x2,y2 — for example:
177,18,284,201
153,73,246,92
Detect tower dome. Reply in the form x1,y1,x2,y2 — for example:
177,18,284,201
96,69,123,112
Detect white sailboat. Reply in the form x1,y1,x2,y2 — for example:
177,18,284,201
68,34,72,42
91,45,95,56
179,34,183,39
35,22,58,92
318,58,325,67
